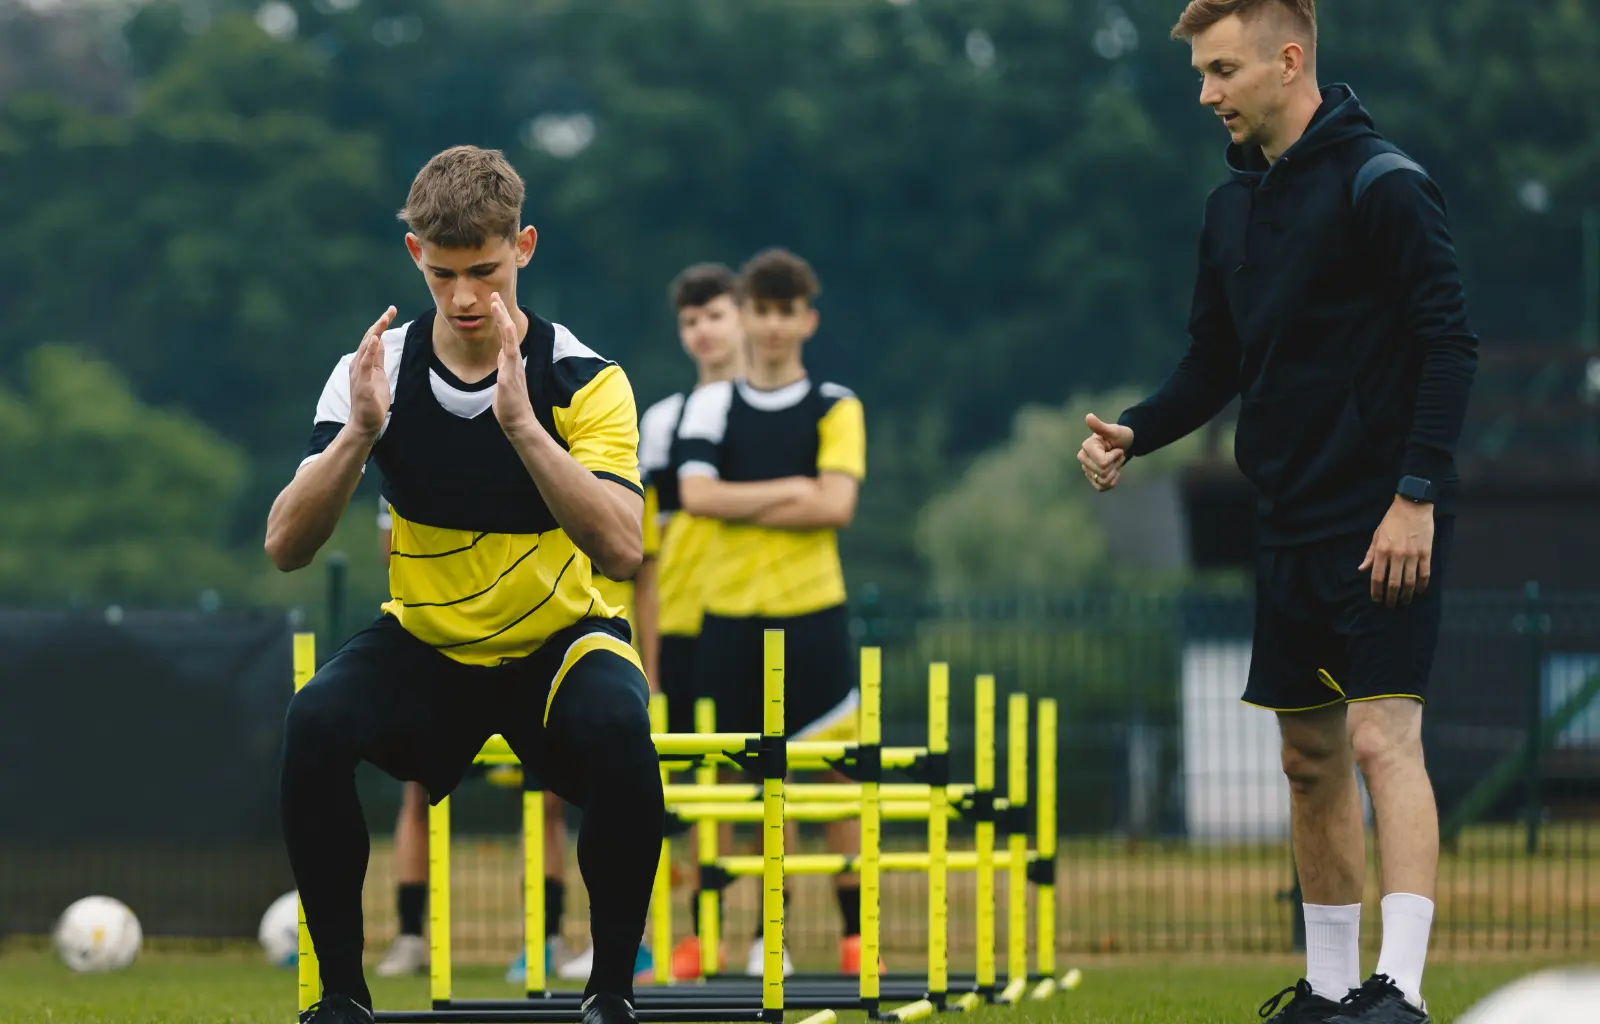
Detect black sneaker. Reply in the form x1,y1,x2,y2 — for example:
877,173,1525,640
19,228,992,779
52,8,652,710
582,993,638,1024
298,995,375,1024
1258,979,1344,1022
1326,974,1429,1023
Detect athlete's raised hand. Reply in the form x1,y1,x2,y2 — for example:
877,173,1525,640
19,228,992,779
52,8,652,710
490,292,538,438
1079,413,1133,492
348,306,397,439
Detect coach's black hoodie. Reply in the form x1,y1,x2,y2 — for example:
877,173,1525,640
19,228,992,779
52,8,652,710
1119,85,1478,546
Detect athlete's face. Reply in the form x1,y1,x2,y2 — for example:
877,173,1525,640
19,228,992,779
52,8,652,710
740,297,818,365
405,227,536,344
1191,14,1297,153
677,294,743,373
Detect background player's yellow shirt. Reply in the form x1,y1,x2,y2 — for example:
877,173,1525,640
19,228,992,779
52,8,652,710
304,310,642,667
675,378,865,619
639,391,717,637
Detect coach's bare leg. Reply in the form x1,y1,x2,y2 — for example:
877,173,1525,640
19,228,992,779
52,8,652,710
1279,703,1364,1000
1350,698,1436,1007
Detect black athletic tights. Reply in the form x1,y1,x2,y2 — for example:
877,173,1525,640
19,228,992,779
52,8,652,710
280,618,663,1008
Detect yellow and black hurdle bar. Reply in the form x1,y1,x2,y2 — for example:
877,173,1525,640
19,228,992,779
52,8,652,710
291,631,799,1024
648,661,1070,1016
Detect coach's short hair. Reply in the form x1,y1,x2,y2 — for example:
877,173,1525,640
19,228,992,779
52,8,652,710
738,248,821,306
670,263,739,310
1172,0,1316,48
398,145,524,248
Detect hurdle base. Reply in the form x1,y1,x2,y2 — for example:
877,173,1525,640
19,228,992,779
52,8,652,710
374,1010,766,1023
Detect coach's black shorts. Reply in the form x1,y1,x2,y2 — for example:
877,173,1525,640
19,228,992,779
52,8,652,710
693,604,858,740
307,613,646,804
1243,517,1455,712
657,633,698,735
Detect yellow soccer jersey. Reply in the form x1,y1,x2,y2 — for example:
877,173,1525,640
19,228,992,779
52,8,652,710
639,391,719,637
303,309,642,666
675,378,866,618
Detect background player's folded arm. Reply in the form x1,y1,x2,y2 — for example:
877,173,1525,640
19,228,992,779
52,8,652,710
747,471,859,530
1358,168,1479,490
745,393,866,529
673,385,815,519
677,472,815,521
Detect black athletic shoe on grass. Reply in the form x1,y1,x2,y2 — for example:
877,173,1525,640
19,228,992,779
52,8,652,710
298,995,374,1024
1258,979,1344,1022
582,993,639,1024
1326,974,1430,1023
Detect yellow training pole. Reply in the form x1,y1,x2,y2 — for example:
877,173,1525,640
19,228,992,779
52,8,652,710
292,633,319,1014
650,693,673,984
860,647,883,1017
428,793,452,1007
975,674,996,1002
524,767,546,996
696,697,722,978
1001,693,1029,1003
927,663,950,1011
761,630,786,1023
1032,698,1059,1000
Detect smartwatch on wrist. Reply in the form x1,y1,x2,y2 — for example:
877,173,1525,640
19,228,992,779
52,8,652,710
1396,475,1435,504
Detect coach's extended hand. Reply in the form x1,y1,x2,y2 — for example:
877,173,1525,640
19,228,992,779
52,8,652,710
1360,497,1435,608
489,292,538,437
1078,413,1133,492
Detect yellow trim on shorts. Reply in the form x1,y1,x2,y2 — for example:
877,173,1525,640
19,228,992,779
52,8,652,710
1240,698,1345,714
1240,669,1347,714
1347,693,1426,705
543,632,645,726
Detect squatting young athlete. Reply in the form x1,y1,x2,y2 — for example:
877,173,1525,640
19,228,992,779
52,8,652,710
266,145,660,1024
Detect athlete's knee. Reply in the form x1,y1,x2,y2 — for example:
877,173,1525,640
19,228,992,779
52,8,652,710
1348,703,1424,782
1278,709,1351,796
284,675,358,758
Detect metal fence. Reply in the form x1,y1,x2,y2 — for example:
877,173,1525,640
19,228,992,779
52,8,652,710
3,588,1597,968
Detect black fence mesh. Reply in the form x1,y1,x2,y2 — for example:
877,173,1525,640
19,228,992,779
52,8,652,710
3,591,1596,967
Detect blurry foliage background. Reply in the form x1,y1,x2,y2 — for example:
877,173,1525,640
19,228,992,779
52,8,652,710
0,0,1596,613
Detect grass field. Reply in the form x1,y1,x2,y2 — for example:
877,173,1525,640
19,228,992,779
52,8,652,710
0,946,1588,1024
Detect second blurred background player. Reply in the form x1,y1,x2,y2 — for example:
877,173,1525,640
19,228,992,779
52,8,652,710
677,248,868,975
635,263,746,978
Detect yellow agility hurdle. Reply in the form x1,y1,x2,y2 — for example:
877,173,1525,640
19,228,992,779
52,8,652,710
663,661,1063,1019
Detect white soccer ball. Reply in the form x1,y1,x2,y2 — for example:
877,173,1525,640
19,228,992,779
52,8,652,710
53,896,142,973
1456,967,1600,1023
259,891,301,968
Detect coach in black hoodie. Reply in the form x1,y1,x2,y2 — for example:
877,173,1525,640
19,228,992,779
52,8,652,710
1079,3,1476,1024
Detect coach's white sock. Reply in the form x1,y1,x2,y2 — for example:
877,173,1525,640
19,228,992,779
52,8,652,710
1375,893,1434,1009
1303,903,1362,1002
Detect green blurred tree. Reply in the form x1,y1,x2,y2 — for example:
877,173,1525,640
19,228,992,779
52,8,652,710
0,345,249,602
915,386,1225,594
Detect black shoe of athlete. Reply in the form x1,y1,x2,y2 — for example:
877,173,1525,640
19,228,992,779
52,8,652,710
1257,979,1344,1022
298,995,374,1024
582,993,639,1024
1325,974,1430,1023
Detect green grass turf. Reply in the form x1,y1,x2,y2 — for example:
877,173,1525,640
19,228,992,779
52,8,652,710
0,947,1586,1023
